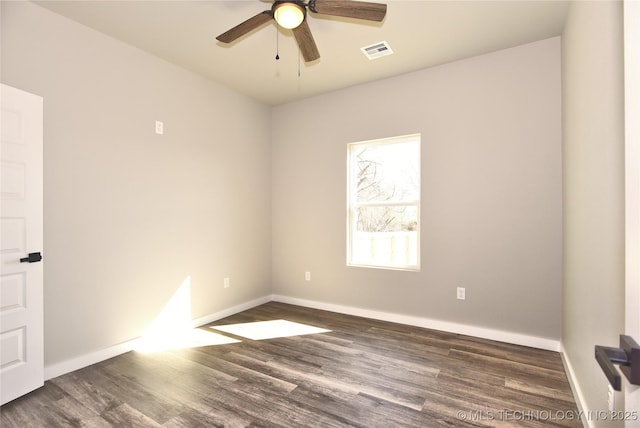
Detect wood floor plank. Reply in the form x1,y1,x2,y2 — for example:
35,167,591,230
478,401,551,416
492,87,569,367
100,403,162,427
50,372,123,416
448,338,565,372
505,378,576,402
72,362,188,424
1,302,582,427
176,348,299,395
423,372,579,428
162,393,255,428
447,348,569,390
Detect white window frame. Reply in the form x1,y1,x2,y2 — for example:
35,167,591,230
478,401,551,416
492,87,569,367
347,133,421,271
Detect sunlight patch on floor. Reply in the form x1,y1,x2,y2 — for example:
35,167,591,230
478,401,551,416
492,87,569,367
211,319,330,341
137,328,240,353
135,276,241,353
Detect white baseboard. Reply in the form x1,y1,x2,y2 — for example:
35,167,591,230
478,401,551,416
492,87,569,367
44,338,138,381
559,344,591,428
189,295,272,329
45,293,562,380
44,295,272,380
271,294,562,352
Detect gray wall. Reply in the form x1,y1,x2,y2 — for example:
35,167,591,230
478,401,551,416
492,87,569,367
561,0,625,422
272,38,563,341
1,1,272,366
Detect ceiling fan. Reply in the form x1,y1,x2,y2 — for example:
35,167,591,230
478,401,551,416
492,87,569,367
216,0,387,62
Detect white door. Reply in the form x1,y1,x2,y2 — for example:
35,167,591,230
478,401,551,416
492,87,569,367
625,1,640,423
0,84,44,405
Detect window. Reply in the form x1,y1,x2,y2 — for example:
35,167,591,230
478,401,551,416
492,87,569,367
347,134,420,270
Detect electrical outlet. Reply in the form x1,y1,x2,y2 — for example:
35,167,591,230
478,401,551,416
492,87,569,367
457,287,466,300
607,384,615,412
223,277,230,288
155,120,164,135
305,271,311,281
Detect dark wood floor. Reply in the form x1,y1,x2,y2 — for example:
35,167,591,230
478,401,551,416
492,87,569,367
1,302,581,427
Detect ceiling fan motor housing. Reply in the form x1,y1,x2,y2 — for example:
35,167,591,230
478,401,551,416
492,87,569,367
273,1,308,29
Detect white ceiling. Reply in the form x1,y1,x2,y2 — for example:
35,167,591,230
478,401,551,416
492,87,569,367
35,0,569,106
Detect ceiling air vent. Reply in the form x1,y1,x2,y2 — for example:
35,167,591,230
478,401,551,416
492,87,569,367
361,41,393,60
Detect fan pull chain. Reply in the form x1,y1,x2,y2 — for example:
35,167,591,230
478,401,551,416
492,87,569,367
275,29,280,60
298,48,301,77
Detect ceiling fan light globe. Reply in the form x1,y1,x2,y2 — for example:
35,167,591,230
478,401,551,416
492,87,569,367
274,3,305,29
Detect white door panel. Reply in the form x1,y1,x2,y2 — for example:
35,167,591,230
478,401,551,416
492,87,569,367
0,84,44,405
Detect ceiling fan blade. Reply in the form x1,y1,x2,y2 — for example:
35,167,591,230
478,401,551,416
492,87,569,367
292,20,320,62
216,10,273,43
310,0,387,22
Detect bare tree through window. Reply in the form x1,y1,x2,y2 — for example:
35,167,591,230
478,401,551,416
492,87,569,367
348,135,420,270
